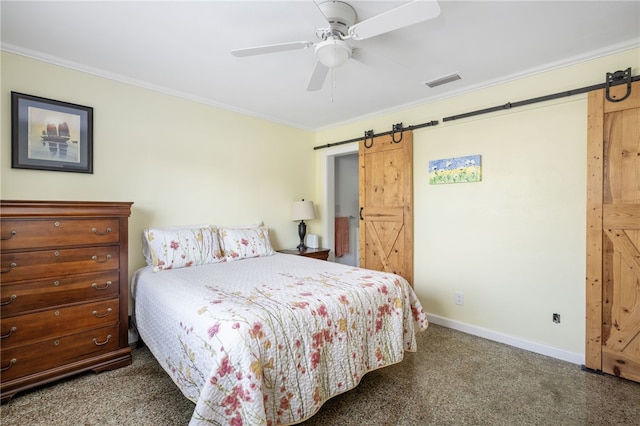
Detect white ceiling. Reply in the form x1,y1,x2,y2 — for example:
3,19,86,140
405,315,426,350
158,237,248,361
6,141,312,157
2,1,639,130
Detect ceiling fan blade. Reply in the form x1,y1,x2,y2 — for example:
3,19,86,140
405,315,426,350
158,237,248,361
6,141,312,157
306,61,329,91
348,0,441,41
306,0,331,29
231,41,314,57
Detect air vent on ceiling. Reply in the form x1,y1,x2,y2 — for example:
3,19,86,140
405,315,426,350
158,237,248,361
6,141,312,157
424,73,461,88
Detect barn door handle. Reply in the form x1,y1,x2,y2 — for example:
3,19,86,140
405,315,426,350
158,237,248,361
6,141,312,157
359,207,364,221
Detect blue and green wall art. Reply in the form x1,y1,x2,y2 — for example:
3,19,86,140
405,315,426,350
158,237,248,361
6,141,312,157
429,154,482,185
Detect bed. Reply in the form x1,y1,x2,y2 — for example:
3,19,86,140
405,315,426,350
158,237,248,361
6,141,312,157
132,224,428,425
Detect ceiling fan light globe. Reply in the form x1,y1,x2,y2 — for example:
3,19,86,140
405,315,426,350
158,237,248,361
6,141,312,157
315,39,352,68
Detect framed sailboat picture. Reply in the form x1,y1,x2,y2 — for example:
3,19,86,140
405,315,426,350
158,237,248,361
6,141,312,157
11,92,93,173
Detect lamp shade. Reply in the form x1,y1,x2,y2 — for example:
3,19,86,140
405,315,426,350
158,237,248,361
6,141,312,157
292,200,316,221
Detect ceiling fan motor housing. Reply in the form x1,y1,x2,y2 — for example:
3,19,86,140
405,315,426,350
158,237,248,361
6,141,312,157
318,1,357,37
315,1,357,68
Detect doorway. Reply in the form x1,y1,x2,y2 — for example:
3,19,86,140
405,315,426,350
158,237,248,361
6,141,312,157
321,145,359,265
334,153,359,266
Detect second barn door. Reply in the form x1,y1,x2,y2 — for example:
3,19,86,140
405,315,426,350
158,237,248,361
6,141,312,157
359,130,413,284
586,79,640,382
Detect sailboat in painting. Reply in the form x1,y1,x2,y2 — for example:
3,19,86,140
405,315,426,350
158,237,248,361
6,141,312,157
41,122,75,157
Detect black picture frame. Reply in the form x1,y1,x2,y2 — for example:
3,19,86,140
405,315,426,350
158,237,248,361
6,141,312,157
11,92,93,173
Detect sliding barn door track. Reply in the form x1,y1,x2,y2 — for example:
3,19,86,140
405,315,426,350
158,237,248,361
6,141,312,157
314,67,638,151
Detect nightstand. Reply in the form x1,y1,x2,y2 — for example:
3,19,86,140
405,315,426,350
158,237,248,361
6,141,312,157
278,248,330,261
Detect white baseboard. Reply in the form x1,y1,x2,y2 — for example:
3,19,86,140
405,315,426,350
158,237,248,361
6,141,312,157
426,313,585,365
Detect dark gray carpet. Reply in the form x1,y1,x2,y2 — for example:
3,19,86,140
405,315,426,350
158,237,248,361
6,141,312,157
2,324,639,425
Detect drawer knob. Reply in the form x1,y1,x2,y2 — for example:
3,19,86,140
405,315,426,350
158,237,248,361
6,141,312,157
93,335,112,346
0,294,17,305
92,227,112,236
0,358,17,372
1,230,17,240
1,326,17,339
54,221,61,227
92,308,113,318
53,281,60,286
91,254,112,263
0,262,17,274
92,281,113,290
54,340,61,346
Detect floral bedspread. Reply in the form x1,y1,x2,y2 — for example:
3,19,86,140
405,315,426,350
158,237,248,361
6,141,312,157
132,253,428,425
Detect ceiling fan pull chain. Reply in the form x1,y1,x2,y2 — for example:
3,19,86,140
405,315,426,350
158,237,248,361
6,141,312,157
331,67,336,103
391,123,403,143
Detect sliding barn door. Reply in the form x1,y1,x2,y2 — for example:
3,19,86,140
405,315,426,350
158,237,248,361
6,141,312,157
586,80,640,382
359,131,413,284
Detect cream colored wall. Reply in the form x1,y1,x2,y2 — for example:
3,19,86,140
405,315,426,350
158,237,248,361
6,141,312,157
3,48,639,363
315,48,639,362
1,52,317,282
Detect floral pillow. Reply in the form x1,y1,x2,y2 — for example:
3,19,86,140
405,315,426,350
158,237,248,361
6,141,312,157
218,225,275,261
143,225,225,271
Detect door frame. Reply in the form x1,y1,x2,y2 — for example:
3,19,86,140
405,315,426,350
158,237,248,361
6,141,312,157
321,144,358,263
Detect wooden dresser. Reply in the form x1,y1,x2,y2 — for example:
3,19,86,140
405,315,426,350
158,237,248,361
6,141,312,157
0,200,133,402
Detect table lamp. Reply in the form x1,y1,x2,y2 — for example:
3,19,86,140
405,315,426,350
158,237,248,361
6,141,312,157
292,199,316,250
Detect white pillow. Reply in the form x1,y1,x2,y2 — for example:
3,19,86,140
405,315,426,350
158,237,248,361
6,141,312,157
218,225,275,261
142,225,225,271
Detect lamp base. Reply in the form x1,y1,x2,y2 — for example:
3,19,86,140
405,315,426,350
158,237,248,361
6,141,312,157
297,220,307,251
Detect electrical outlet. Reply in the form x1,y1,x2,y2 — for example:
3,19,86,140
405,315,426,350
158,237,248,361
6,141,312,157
553,313,561,324
455,291,464,306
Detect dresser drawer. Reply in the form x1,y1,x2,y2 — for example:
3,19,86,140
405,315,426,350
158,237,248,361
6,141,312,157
1,246,119,284
1,298,119,350
1,218,119,250
0,324,120,382
1,271,119,318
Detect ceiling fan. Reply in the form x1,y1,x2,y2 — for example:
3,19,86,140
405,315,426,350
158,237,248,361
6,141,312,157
231,0,441,91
